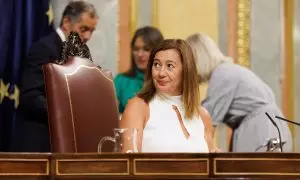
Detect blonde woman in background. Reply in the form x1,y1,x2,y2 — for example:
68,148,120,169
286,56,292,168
186,33,292,152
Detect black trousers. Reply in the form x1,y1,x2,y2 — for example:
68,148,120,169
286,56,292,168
10,120,50,152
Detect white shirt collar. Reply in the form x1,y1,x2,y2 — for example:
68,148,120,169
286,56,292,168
56,28,66,42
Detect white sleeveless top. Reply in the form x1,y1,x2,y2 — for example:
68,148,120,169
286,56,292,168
141,94,209,153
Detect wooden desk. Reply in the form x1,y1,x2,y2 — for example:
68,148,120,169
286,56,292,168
0,153,299,179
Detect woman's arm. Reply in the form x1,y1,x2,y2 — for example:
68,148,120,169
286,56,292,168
226,125,233,151
212,123,233,152
200,107,221,152
120,97,149,152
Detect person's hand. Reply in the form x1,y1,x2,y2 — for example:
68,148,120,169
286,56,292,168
210,147,222,153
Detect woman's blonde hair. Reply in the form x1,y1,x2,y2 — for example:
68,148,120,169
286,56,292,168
138,39,200,119
186,33,233,83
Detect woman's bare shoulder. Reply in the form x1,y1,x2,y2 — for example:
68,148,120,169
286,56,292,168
127,97,147,108
200,106,209,116
124,97,148,115
121,97,149,128
199,106,211,121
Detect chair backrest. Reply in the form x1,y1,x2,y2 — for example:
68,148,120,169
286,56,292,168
43,57,119,153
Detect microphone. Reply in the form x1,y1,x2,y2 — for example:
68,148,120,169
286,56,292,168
265,112,283,152
275,116,300,126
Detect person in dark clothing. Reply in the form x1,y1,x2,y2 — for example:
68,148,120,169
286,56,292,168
18,1,98,152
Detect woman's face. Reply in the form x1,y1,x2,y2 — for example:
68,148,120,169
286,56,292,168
152,49,183,96
133,36,151,71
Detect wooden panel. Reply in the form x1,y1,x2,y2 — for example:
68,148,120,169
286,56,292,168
0,153,50,180
213,153,300,178
236,0,251,67
118,0,131,73
215,158,300,175
56,159,129,175
0,159,48,175
227,0,238,61
282,0,295,135
134,158,208,175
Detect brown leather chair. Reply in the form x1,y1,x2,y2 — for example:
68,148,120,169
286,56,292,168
43,57,119,153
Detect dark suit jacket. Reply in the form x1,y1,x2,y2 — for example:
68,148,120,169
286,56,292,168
19,31,62,152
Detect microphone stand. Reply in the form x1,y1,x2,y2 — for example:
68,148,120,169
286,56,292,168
275,116,300,126
265,112,283,152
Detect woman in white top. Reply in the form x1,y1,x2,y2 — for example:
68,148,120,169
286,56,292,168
120,39,219,153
